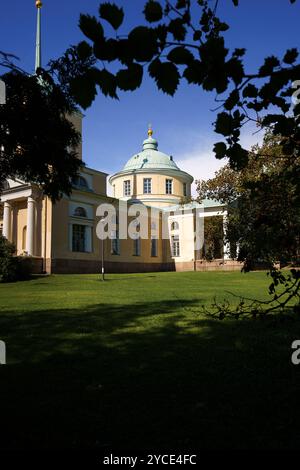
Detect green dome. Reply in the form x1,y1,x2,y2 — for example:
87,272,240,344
123,132,180,171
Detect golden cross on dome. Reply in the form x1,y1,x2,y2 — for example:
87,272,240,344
148,123,153,137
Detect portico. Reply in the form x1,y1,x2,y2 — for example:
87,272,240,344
1,184,41,257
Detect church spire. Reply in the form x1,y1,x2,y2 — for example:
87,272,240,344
35,0,42,71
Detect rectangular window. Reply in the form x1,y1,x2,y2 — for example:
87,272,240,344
171,235,180,257
124,180,131,196
133,237,141,256
151,237,157,257
72,224,86,252
183,183,187,197
166,179,173,194
143,178,152,194
111,230,120,255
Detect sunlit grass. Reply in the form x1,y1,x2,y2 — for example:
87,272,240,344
0,271,299,450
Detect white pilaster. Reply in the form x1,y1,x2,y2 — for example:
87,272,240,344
26,197,36,256
2,201,12,241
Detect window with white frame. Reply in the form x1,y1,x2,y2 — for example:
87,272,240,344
72,224,86,252
171,221,179,231
171,235,180,257
143,178,152,194
166,179,173,194
111,230,120,255
124,180,131,196
71,224,92,253
151,237,157,257
133,237,141,256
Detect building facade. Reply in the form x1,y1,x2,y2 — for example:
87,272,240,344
0,120,241,274
0,2,241,274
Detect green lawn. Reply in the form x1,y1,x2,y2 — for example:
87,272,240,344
0,271,299,450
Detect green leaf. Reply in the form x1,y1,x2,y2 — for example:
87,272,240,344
143,1,163,23
242,83,258,98
193,30,202,41
94,69,118,99
213,142,227,159
154,24,168,45
168,18,187,41
79,14,104,42
233,48,246,57
148,59,180,95
215,112,235,136
259,56,280,76
128,27,158,62
94,38,118,62
283,48,298,64
69,72,97,109
99,2,124,30
116,39,133,66
116,63,143,91
167,47,194,65
224,89,240,111
227,143,249,170
77,41,93,60
226,57,244,85
183,60,204,85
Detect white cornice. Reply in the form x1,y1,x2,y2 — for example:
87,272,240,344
109,167,194,184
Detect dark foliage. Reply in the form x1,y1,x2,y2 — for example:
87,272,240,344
50,0,299,171
0,235,33,282
0,70,82,200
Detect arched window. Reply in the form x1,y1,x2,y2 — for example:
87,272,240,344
171,221,179,231
72,176,89,189
74,206,87,218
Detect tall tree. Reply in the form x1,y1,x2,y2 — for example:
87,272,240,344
197,133,300,270
0,68,82,201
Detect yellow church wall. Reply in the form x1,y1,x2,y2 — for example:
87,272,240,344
112,172,190,204
13,200,28,254
135,173,187,198
88,171,107,196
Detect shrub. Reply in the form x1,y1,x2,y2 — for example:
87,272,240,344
0,235,33,282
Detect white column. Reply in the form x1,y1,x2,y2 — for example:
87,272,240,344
2,201,12,241
26,197,36,256
223,213,231,260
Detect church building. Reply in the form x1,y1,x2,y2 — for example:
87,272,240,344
0,1,241,274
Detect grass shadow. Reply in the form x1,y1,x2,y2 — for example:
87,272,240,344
0,297,300,450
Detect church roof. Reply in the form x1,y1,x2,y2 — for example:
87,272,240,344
122,127,182,172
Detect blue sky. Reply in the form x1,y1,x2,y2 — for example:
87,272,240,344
1,0,300,192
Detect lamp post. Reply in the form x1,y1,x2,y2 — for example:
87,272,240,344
100,219,105,281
